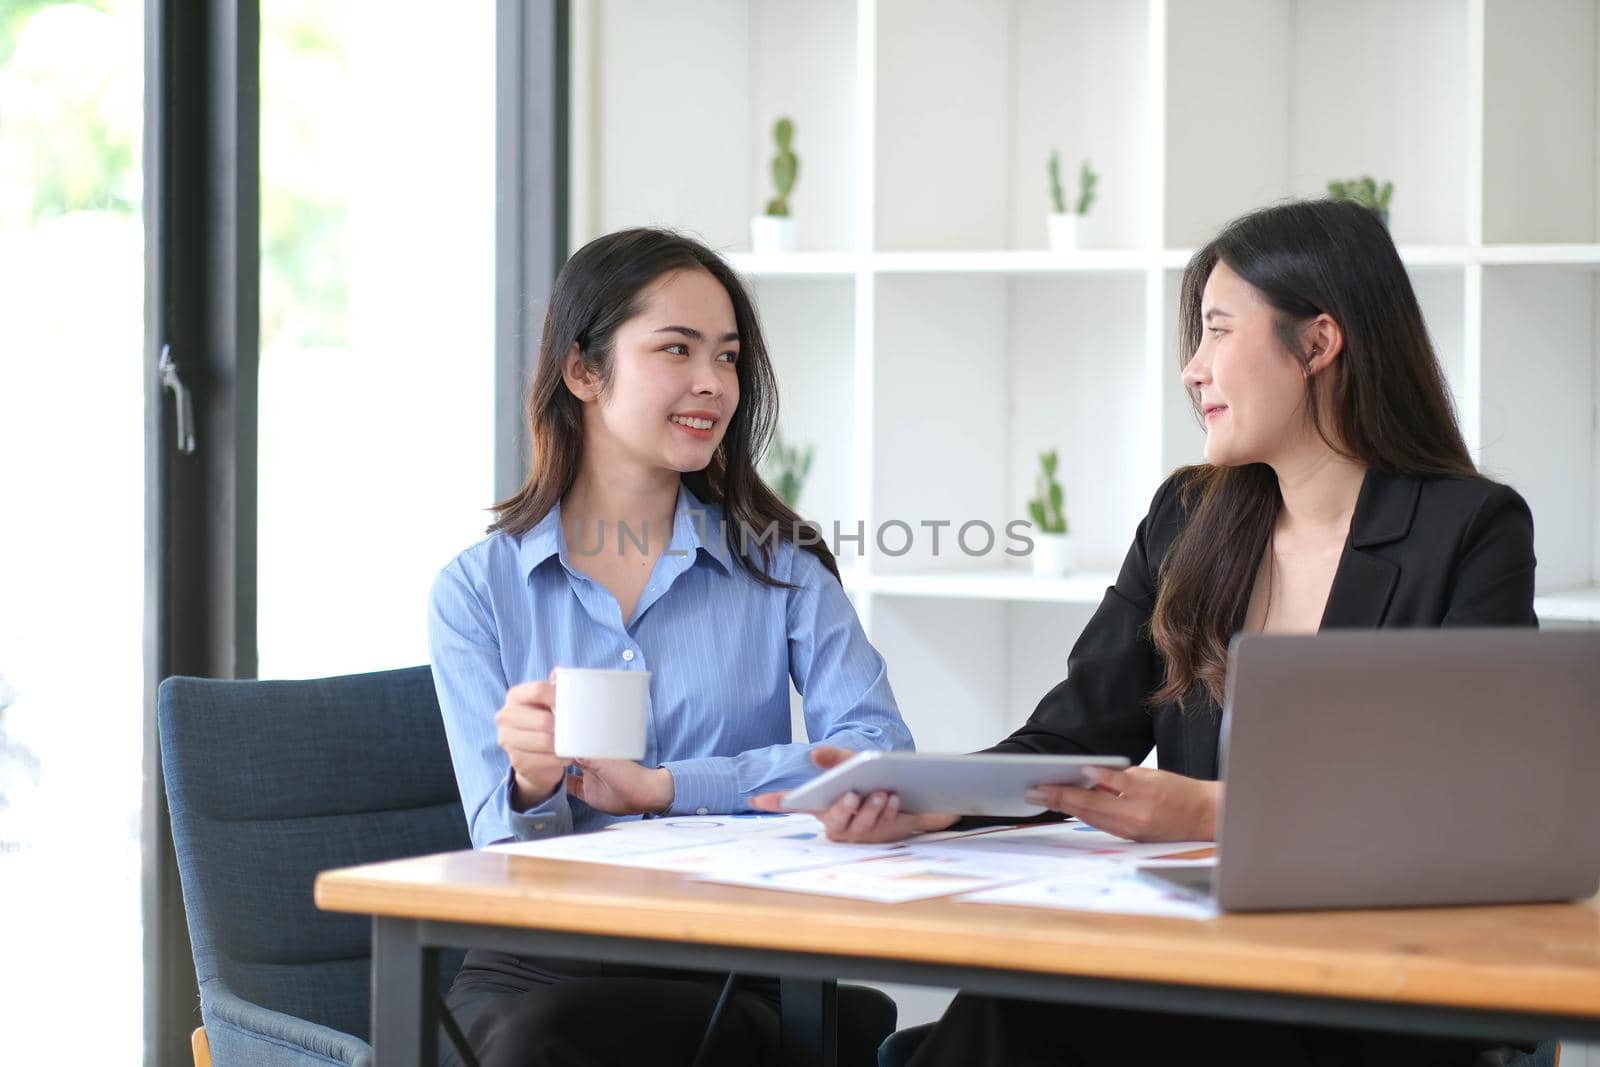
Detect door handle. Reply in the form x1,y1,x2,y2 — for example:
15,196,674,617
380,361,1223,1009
157,344,196,455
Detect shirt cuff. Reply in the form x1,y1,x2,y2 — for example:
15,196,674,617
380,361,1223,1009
660,757,741,816
503,769,572,840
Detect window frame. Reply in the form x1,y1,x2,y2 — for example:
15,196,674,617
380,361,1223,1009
141,3,569,1061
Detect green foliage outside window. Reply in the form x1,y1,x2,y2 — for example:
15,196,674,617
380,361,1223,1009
0,0,139,225
259,0,350,350
0,0,353,352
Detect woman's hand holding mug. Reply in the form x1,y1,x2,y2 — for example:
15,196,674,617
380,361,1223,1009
497,667,672,816
496,673,567,810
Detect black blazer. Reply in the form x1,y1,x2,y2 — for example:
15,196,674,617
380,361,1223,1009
990,468,1537,781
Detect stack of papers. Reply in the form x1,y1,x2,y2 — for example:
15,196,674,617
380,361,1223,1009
494,812,900,875
491,814,1219,919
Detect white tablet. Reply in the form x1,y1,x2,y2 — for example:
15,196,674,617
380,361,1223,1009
778,751,1131,818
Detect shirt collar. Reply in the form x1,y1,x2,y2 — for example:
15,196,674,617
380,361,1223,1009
516,503,564,576
669,483,735,574
516,483,734,576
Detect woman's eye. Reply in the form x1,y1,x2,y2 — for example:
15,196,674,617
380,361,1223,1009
664,343,689,355
717,351,739,363
1209,328,1226,341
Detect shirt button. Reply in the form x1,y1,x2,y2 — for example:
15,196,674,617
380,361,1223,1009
622,649,635,662
696,807,709,815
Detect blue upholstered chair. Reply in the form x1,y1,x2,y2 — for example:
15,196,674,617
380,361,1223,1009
876,1021,935,1066
159,666,470,1066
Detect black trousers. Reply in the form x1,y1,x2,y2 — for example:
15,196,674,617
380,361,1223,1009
902,993,1521,1067
440,950,892,1067
438,950,781,1067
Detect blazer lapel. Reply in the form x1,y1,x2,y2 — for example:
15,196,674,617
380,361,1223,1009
1321,551,1399,628
1319,470,1419,630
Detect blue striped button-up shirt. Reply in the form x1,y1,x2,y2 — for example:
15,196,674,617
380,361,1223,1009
428,484,913,847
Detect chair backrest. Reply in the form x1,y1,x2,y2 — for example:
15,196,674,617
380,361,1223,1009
159,666,471,1041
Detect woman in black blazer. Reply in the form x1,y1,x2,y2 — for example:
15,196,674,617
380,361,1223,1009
758,199,1537,1065
992,462,1535,791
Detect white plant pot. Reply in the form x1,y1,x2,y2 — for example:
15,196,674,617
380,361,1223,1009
1031,532,1074,577
1046,213,1080,252
750,215,796,255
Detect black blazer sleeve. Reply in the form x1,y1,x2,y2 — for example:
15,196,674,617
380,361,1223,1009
986,476,1184,765
1441,483,1538,627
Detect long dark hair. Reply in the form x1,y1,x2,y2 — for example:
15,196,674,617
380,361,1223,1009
490,227,837,585
1151,199,1475,706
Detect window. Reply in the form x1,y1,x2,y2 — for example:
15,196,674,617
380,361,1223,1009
256,1,496,678
0,1,146,1061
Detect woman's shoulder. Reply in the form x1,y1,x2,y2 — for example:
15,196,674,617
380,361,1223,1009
725,527,843,599
1140,466,1211,539
1145,466,1530,531
780,537,839,586
1410,471,1527,509
1406,471,1533,538
736,529,814,586
704,501,835,587
432,530,525,604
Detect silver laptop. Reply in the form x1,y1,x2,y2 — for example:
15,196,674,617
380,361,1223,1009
1141,629,1600,911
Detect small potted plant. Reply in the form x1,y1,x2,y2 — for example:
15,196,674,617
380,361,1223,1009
751,117,799,254
1327,175,1393,228
1026,449,1072,576
1047,153,1097,251
764,427,814,509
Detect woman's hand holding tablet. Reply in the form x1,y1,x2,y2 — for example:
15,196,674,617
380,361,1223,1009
751,746,1134,843
1026,767,1223,843
751,746,959,843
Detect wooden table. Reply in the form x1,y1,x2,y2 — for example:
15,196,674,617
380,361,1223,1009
316,849,1600,1066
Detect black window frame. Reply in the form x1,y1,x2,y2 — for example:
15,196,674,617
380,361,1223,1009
141,3,568,1061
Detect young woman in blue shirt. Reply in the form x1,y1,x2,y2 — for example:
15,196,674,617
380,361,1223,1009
428,227,912,1067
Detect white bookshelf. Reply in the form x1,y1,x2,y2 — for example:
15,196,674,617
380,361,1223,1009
571,0,1600,760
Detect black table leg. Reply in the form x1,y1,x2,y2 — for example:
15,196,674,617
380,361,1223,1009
780,977,838,1067
373,916,440,1067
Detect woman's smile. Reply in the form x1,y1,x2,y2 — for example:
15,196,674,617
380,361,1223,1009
668,410,717,440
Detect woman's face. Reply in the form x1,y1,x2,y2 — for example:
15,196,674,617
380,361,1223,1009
585,267,741,475
1181,260,1311,467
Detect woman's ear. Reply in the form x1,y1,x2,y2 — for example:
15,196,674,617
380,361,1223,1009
563,342,600,401
1302,315,1345,378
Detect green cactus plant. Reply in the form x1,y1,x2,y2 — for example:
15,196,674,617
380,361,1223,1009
1327,175,1393,226
765,427,814,508
1048,152,1097,216
1027,450,1068,535
1076,160,1098,216
765,117,799,217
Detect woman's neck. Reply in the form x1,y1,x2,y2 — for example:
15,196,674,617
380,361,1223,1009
562,454,681,553
1268,440,1368,538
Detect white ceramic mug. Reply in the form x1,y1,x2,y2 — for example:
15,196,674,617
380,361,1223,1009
552,667,651,759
